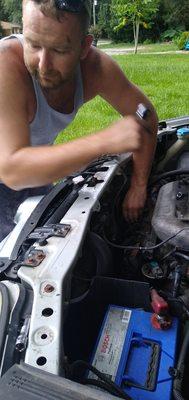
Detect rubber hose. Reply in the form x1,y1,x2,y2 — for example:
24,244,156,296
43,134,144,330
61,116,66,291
173,327,189,400
149,169,189,187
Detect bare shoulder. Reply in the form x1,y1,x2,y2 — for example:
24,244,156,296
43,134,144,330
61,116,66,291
0,38,23,68
0,39,34,116
83,45,120,73
0,38,30,92
81,46,129,102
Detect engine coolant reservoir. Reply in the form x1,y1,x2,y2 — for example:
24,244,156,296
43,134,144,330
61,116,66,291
157,127,189,172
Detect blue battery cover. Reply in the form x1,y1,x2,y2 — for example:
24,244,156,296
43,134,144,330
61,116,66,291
89,305,179,400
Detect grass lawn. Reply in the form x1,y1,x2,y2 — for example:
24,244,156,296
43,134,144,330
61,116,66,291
56,51,189,144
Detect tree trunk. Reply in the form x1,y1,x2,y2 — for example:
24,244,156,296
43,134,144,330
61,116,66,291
134,20,140,54
133,21,136,47
93,0,96,27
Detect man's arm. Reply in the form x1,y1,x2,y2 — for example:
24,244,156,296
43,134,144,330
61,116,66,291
85,48,158,220
0,47,146,190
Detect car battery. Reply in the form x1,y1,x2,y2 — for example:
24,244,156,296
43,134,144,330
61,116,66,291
88,305,179,400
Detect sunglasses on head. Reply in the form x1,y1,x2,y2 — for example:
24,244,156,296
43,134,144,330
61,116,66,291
55,0,85,13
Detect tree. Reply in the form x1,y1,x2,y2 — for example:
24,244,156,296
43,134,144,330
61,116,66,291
0,0,9,21
98,2,111,37
162,0,189,31
2,0,22,23
111,0,160,53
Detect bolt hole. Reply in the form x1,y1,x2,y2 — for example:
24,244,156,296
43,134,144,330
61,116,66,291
41,334,48,340
82,211,86,214
42,308,53,317
36,357,47,366
84,197,89,200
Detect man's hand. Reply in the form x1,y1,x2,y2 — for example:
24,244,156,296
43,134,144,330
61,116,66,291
100,115,145,155
122,184,147,221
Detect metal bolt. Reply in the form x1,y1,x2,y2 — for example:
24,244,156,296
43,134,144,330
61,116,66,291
27,257,34,263
44,284,55,293
37,253,45,260
53,227,61,234
176,191,183,200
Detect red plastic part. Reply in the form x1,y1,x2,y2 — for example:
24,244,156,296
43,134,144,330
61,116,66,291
151,289,169,315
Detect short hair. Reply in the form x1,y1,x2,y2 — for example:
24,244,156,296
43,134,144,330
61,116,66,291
23,0,90,35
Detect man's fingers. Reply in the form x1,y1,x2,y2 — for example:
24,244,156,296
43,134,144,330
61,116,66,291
122,185,147,222
123,207,142,222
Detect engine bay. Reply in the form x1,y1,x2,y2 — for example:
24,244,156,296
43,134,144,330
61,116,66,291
0,116,189,400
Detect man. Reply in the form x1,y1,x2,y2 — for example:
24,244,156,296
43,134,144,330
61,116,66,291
0,0,158,241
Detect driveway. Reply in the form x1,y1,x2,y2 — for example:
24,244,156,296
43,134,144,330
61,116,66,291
100,47,187,56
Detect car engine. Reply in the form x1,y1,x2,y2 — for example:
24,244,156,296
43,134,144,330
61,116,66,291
0,116,189,400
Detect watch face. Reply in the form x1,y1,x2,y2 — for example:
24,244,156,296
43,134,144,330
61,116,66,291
136,103,149,120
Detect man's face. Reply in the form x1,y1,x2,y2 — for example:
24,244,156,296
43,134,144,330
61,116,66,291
22,1,90,89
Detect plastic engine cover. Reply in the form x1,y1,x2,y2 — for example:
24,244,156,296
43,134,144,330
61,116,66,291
152,180,189,249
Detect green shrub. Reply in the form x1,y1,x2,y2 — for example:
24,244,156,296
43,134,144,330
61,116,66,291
89,25,102,40
160,28,181,42
143,39,153,45
176,31,189,50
